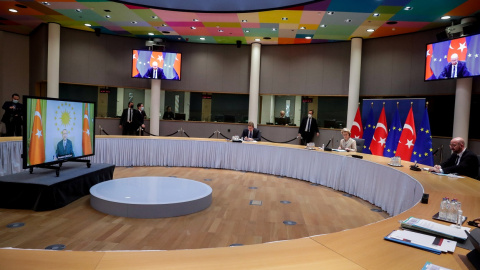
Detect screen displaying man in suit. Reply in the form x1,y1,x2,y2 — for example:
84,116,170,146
241,121,261,141
56,129,74,159
429,137,479,178
144,61,166,79
298,110,319,145
439,53,471,79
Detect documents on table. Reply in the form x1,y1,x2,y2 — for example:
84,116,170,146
431,172,464,178
421,261,452,270
332,149,346,152
385,230,457,255
401,217,467,241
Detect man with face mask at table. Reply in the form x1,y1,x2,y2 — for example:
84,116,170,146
135,103,146,136
1,93,23,136
119,102,138,135
298,110,319,145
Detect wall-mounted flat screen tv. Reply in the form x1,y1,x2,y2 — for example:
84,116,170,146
425,33,480,81
132,50,182,80
22,96,96,169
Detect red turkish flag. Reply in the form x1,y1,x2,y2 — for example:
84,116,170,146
82,104,93,155
29,99,45,165
425,44,434,80
351,107,363,139
395,107,416,161
448,37,467,61
370,107,388,156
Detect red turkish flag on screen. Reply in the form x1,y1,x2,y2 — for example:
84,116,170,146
351,107,363,139
82,104,93,155
370,107,388,156
448,37,467,61
29,99,45,165
425,44,434,80
395,107,416,161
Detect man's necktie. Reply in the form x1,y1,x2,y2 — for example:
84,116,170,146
306,119,311,132
249,131,252,138
63,141,66,150
455,155,460,165
154,69,157,79
453,65,457,78
128,109,132,123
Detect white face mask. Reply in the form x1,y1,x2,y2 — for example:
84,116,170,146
308,114,312,118
140,107,144,111
12,100,19,104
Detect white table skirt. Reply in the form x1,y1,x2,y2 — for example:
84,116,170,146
1,138,423,216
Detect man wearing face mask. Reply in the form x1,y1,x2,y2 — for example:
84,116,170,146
2,93,23,136
298,109,319,145
119,101,137,135
135,103,147,136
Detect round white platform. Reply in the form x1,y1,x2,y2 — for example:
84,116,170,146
90,177,212,218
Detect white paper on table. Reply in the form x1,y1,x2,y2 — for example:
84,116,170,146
403,217,467,240
390,230,456,253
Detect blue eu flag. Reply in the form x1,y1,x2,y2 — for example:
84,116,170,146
411,108,433,166
383,108,402,158
362,107,375,154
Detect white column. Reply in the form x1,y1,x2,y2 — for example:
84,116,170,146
47,23,60,98
452,78,472,147
116,88,124,116
248,43,261,127
144,89,151,118
346,37,362,129
150,80,161,135
184,91,190,121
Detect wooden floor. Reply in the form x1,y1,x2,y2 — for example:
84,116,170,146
0,167,389,251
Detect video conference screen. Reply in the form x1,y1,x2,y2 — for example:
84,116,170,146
23,96,95,168
425,33,480,81
132,50,182,81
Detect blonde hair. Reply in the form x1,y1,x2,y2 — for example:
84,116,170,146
341,128,351,135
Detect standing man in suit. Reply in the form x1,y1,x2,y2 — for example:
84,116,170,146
429,137,479,178
136,103,146,136
56,129,74,159
298,110,319,145
439,53,471,79
1,93,23,136
241,121,261,141
119,102,137,135
144,61,165,79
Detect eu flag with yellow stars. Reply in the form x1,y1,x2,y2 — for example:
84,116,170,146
383,107,402,158
410,107,433,166
362,107,376,154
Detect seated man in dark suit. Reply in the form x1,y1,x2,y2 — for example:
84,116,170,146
438,53,471,79
144,61,166,79
56,129,74,159
429,137,479,178
241,121,261,141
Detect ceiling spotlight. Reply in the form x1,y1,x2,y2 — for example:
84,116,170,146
245,30,250,33
105,15,111,19
41,2,50,5
441,16,451,20
162,24,167,27
327,11,334,15
345,19,352,23
191,26,196,29
366,29,375,32
148,33,154,36
305,36,312,39
75,9,82,12
373,13,380,17
320,24,327,28
272,28,277,31
131,21,137,24
151,15,158,19
8,9,18,13
241,20,248,22
200,37,205,40
255,38,261,41
85,23,91,27
404,6,413,11
300,26,306,30
193,19,198,22
282,17,288,21
218,29,224,32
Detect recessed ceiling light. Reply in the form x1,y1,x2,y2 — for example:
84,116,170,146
305,36,312,39
41,2,50,5
191,26,196,29
300,26,306,30
320,24,327,28
152,15,158,19
404,6,413,11
282,17,288,21
162,24,167,27
104,9,111,12
148,33,154,36
345,19,352,23
373,13,380,17
366,29,375,32
441,16,451,20
254,38,261,41
242,20,247,22
75,9,82,12
218,29,224,32
327,11,334,15
200,37,205,40
131,21,137,24
272,28,277,31
193,19,198,22
245,30,250,33
105,15,111,19
85,23,91,27
8,9,18,13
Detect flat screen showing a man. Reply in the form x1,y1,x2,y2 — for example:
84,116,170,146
438,53,470,79
56,129,74,159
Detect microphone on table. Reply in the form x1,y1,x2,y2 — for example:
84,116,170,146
410,154,434,171
324,139,332,151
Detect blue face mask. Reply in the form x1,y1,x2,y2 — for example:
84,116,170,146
12,100,18,104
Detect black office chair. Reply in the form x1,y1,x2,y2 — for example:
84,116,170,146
353,138,365,153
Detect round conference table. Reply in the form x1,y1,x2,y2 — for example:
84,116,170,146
0,136,479,269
